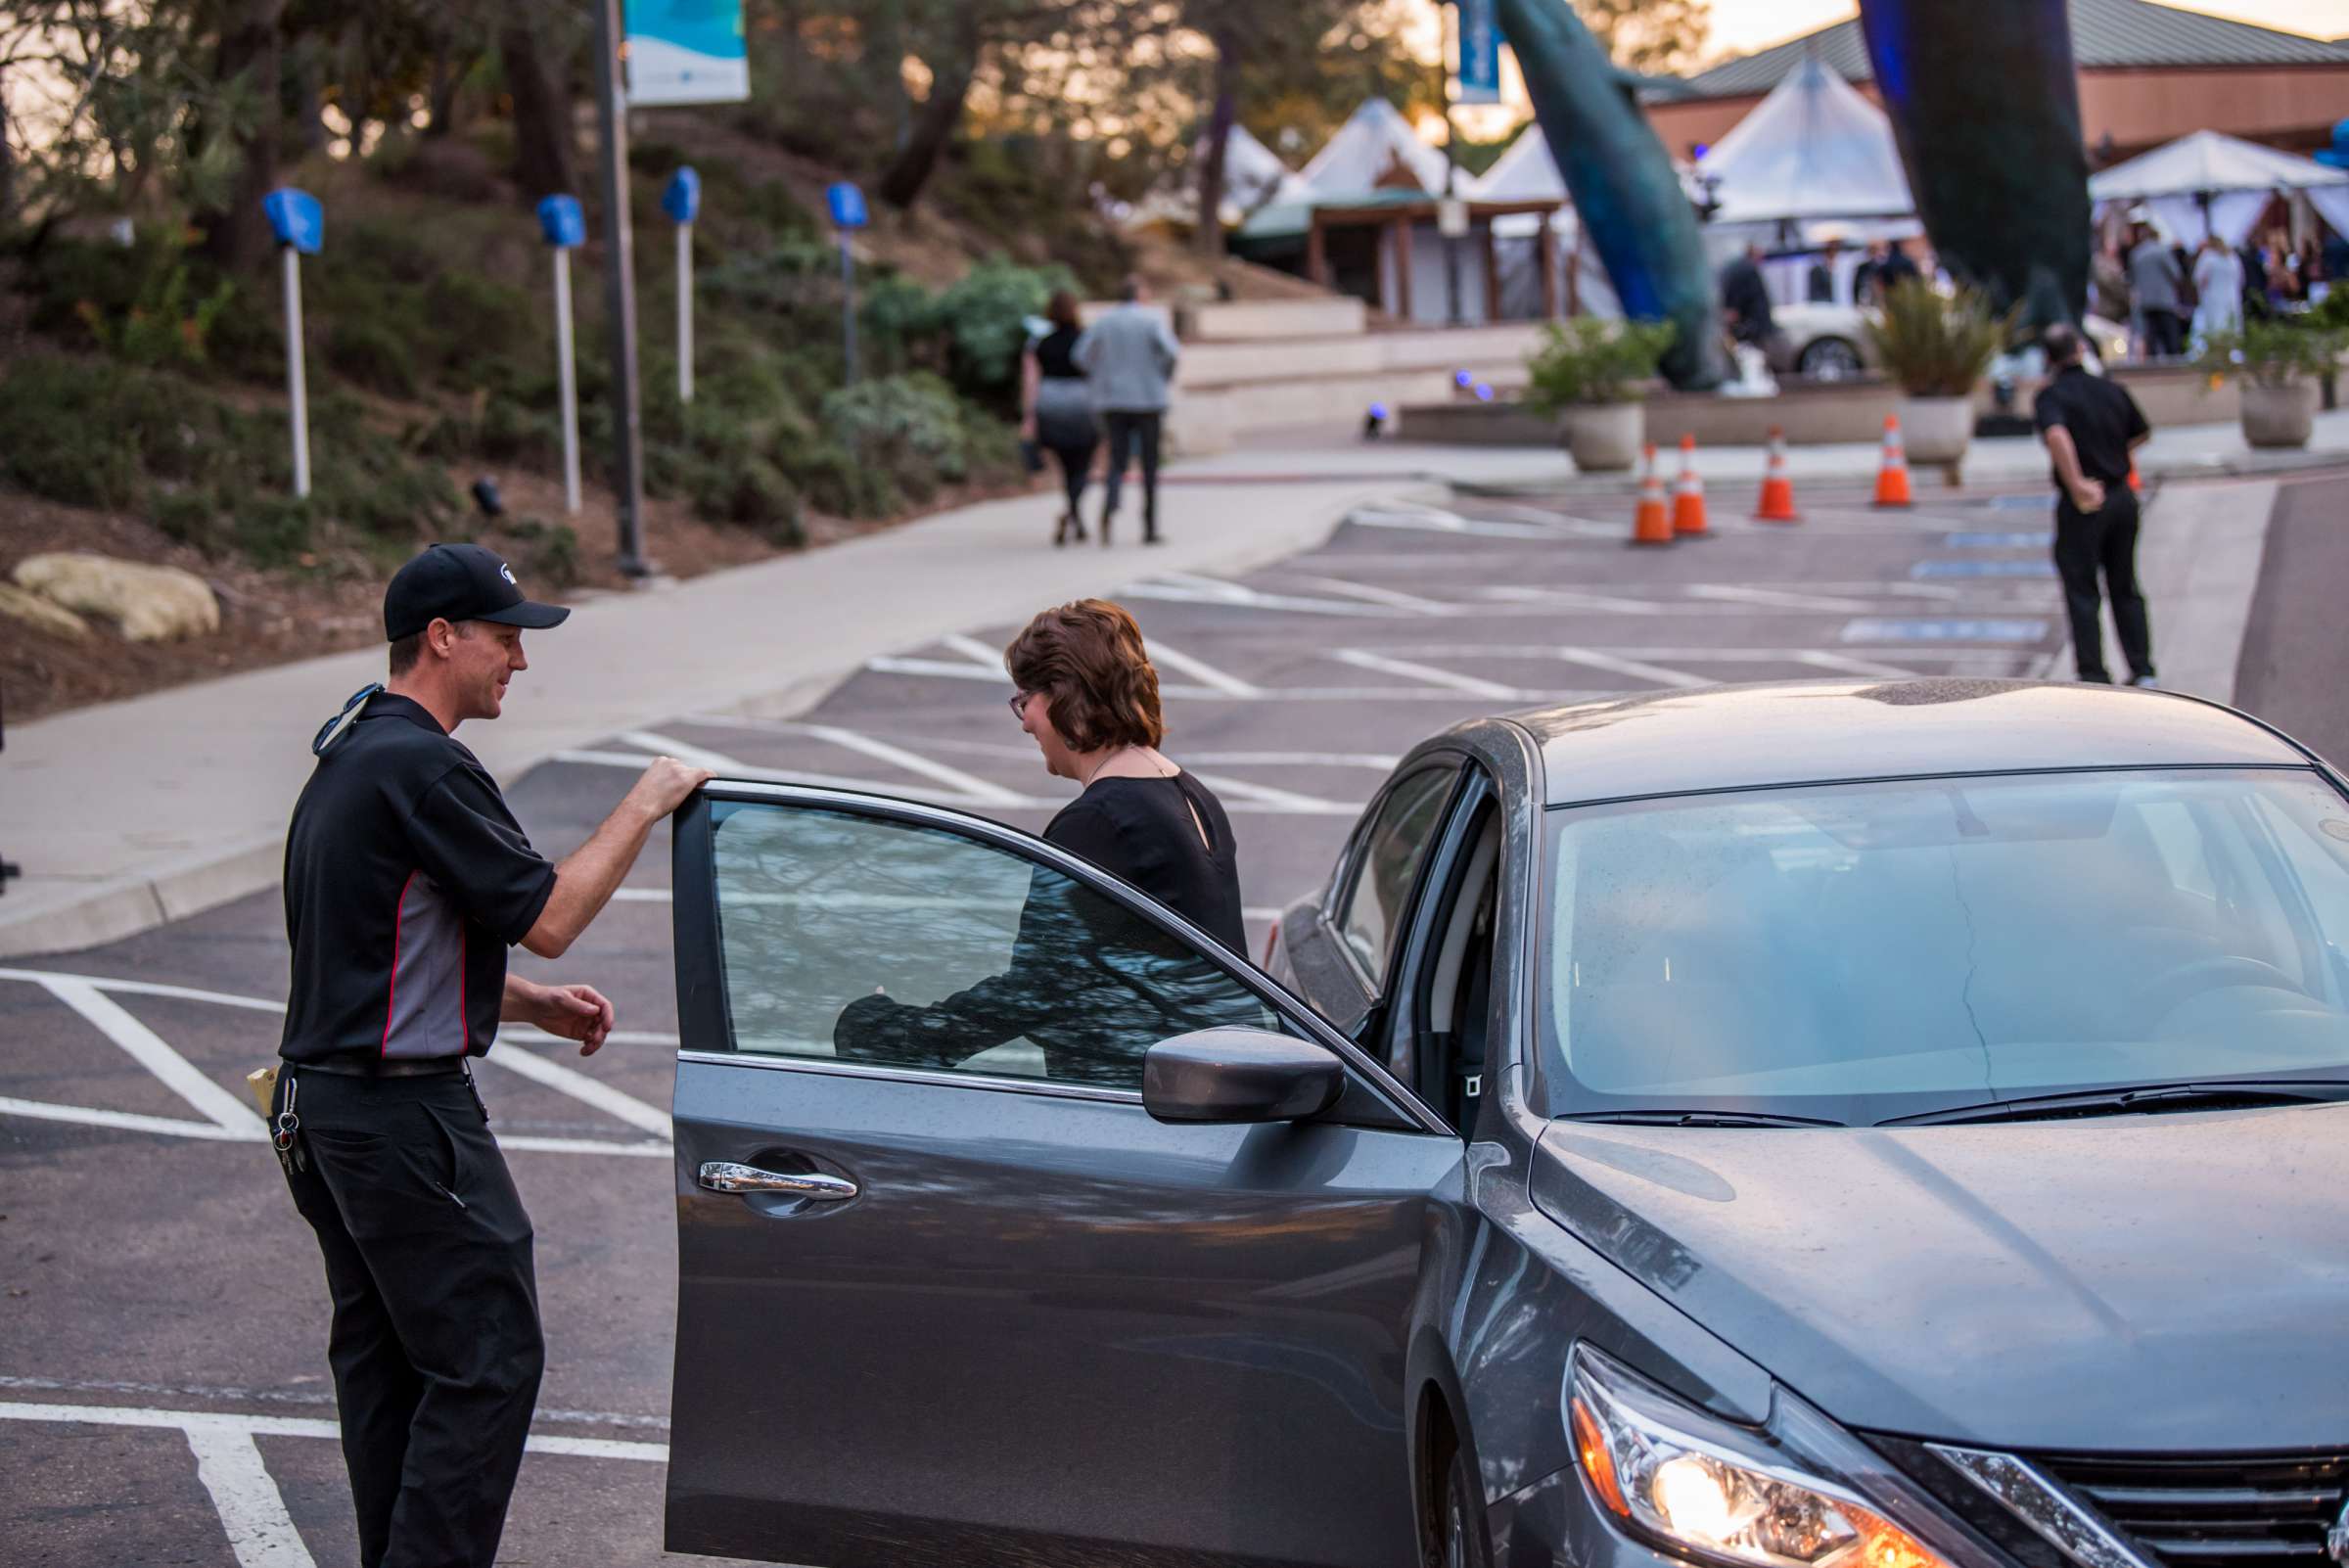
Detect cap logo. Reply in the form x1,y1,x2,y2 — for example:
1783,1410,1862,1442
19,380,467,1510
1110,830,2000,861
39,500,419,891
499,562,518,586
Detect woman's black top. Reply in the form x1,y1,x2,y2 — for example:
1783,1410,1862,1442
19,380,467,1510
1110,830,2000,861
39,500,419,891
1033,325,1084,380
1044,772,1246,953
832,770,1254,1084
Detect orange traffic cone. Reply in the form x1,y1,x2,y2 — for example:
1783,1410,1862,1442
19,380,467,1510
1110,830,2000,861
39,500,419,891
1871,415,1913,508
1671,435,1710,536
1755,428,1801,523
1632,444,1674,545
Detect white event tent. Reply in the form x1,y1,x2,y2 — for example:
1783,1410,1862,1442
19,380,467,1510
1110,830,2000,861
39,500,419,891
1692,54,1915,243
2088,129,2349,246
1463,131,1622,318
1216,123,1312,216
1301,98,1451,197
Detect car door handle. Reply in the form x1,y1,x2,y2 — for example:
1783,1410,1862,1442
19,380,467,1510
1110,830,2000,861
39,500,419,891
697,1162,858,1201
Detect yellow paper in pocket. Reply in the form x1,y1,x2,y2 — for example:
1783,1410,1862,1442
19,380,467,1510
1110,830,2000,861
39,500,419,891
247,1063,280,1123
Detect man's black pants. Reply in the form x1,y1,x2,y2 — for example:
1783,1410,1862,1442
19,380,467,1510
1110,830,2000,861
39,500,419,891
2053,486,2153,684
1101,410,1164,539
2143,308,2186,358
282,1068,544,1568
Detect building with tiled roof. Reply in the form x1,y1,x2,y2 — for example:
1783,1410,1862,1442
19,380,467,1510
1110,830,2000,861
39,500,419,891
1644,0,2349,166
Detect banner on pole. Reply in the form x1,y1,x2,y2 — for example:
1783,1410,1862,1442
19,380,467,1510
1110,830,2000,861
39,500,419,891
1455,0,1502,106
624,0,750,106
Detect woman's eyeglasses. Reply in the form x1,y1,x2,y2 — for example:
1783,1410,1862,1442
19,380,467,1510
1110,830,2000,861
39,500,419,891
1008,692,1031,719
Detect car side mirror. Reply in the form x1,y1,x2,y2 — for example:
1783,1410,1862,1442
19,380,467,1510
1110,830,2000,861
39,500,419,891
1142,1027,1345,1125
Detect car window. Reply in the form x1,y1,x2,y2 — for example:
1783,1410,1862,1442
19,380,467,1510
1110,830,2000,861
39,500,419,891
1543,768,2349,1125
1336,767,1457,988
709,801,1283,1091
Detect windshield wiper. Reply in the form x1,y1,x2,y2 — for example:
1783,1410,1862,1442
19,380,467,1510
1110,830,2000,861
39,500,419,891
1878,1080,2349,1128
1559,1110,1847,1129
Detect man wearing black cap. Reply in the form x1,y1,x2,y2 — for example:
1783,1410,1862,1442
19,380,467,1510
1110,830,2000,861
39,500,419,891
274,543,709,1568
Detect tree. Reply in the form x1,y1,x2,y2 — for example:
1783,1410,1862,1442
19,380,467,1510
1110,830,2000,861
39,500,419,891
1572,0,1709,74
1182,1,1427,257
499,2,576,198
197,0,291,272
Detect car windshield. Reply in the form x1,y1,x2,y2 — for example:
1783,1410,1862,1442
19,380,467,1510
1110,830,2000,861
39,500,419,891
1542,768,2349,1126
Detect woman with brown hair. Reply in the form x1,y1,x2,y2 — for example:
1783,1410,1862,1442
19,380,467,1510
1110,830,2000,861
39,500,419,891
1005,599,1244,949
832,600,1247,1080
1020,290,1100,546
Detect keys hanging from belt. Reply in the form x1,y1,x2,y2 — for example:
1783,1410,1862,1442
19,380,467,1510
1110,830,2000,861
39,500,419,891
273,1073,306,1176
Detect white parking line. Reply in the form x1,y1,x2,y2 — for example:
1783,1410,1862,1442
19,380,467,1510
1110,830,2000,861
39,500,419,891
616,729,745,776
1550,648,1711,689
0,1397,667,1568
1182,773,1357,816
1142,638,1266,698
1284,576,1458,617
1686,585,1884,613
1792,650,1925,678
554,748,1063,809
38,975,261,1135
1121,573,1394,618
185,1426,318,1568
781,722,1036,807
0,972,674,1158
480,1037,674,1138
939,632,1008,670
1331,650,1523,699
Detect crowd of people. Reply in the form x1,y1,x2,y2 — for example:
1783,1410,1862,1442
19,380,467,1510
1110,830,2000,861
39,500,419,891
2097,206,2345,358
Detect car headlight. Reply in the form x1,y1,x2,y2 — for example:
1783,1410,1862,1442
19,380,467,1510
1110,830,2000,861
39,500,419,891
1569,1343,1975,1568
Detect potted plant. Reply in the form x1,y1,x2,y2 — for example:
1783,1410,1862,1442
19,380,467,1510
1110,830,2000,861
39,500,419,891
1863,280,2013,468
1522,317,1677,472
2194,321,2345,449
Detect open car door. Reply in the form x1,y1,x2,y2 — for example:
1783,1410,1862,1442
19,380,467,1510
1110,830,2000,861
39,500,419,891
665,782,1466,1567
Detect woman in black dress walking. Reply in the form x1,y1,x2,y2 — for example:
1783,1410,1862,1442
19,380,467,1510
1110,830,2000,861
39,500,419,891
1020,291,1099,547
833,600,1249,1080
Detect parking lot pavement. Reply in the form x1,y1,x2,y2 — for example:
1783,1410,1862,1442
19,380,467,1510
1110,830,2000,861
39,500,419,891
0,483,2076,1564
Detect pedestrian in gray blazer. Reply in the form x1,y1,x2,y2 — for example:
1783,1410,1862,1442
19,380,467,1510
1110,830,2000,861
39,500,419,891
1074,277,1180,545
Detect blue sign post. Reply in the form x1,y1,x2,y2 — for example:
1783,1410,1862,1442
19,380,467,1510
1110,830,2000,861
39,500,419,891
1455,0,1502,107
262,190,323,498
664,168,701,405
829,182,868,387
536,195,587,516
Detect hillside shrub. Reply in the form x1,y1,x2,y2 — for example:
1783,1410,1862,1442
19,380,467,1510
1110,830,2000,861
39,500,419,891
820,371,975,509
328,316,422,396
929,257,1076,406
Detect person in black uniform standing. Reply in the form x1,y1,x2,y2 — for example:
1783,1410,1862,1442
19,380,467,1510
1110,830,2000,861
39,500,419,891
2033,325,2157,686
275,543,710,1568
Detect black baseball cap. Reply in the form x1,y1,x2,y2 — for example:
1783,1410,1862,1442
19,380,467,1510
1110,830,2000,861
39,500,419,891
384,543,571,642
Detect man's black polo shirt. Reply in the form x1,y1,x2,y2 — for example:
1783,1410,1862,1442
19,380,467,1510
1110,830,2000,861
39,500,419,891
2033,364,2150,487
279,693,556,1066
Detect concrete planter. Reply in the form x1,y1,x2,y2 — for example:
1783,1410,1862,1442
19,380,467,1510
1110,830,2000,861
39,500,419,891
2240,382,2318,449
1898,394,1975,466
1559,402,1645,472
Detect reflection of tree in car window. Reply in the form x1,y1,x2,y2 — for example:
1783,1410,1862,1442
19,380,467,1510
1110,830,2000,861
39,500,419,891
834,862,1270,1087
709,805,1272,1092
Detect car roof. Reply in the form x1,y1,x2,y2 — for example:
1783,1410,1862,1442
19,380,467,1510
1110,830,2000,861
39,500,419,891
1504,679,2310,807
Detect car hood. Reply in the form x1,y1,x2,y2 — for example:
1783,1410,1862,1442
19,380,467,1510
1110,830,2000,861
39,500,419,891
1533,1106,2349,1450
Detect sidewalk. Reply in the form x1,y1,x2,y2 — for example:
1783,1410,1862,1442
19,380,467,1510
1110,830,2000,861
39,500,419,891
0,447,1443,958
